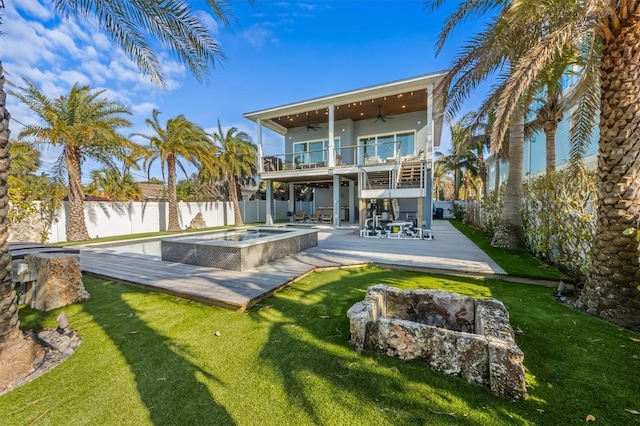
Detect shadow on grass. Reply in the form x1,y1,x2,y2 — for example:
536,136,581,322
81,278,235,425
249,267,537,425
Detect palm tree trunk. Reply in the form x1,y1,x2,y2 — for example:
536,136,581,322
0,63,24,353
229,174,243,226
166,155,181,231
543,121,557,172
491,108,525,249
66,148,90,241
578,19,640,330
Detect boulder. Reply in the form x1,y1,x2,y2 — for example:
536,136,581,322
187,212,207,230
25,253,89,311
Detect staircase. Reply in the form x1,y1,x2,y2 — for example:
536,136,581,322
364,169,393,190
397,161,423,188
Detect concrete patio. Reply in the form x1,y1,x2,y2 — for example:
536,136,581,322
79,220,506,311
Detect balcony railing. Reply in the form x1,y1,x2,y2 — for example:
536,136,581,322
260,140,425,172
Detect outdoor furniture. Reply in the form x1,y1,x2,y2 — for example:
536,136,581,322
294,211,307,223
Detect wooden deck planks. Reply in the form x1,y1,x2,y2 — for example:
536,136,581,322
78,221,505,311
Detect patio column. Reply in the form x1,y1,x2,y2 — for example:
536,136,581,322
348,179,355,224
424,84,434,230
426,85,433,160
359,198,366,228
424,163,433,230
328,104,335,167
289,184,295,222
333,175,340,226
265,179,274,225
257,119,264,173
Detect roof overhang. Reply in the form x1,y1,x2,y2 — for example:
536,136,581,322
244,72,447,147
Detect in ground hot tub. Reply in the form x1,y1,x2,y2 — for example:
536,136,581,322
161,227,318,271
347,285,527,399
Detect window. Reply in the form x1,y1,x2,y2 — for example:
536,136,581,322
293,138,340,167
357,131,415,164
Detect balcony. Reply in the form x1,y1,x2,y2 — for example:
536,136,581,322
261,140,428,172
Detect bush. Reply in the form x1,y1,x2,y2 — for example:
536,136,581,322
522,168,596,279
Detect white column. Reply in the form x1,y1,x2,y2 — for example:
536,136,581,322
333,175,340,226
348,179,355,224
328,104,335,167
265,179,273,225
426,85,434,160
257,118,264,173
289,184,295,222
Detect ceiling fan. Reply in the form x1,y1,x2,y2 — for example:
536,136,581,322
306,116,321,131
375,105,393,123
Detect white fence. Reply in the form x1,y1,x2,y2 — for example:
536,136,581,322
25,199,314,243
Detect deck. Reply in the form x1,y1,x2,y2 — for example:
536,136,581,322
78,221,505,311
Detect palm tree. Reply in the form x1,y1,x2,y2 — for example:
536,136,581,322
138,110,215,231
86,167,144,201
9,140,40,177
12,80,135,241
0,0,240,361
211,121,257,226
428,0,640,329
433,157,455,201
0,63,22,354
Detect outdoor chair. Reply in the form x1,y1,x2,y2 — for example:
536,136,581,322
294,210,307,222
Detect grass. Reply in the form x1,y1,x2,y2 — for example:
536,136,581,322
2,268,639,425
449,220,569,281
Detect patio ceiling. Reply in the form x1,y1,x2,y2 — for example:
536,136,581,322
269,89,428,130
244,72,447,142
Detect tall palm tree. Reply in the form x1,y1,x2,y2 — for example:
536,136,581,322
211,121,257,226
0,1,241,360
428,0,640,329
138,110,216,231
426,1,535,249
12,80,135,241
0,63,21,354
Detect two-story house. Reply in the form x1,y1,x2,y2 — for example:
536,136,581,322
243,72,446,234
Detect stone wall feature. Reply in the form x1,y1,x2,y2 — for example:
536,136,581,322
346,284,527,399
25,254,89,311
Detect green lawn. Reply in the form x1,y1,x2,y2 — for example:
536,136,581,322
2,268,638,425
449,220,569,281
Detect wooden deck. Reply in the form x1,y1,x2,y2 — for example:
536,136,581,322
79,221,506,311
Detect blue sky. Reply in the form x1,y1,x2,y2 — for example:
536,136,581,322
2,0,486,183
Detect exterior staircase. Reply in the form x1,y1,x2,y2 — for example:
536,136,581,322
397,161,423,188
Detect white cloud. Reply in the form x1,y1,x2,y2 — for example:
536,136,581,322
59,70,91,87
132,102,157,117
242,24,278,49
15,0,54,21
197,10,220,36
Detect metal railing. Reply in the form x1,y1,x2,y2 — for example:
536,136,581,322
261,140,418,172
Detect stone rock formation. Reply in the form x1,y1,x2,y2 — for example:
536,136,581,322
187,212,207,230
25,253,89,311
